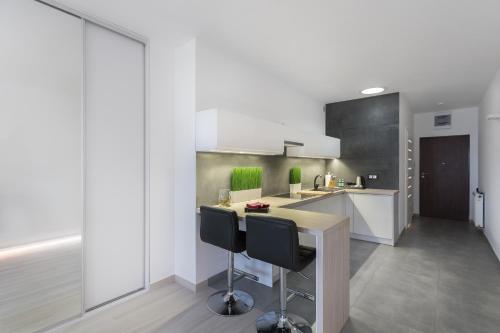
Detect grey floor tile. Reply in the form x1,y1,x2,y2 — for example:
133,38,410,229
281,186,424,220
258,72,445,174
153,216,500,333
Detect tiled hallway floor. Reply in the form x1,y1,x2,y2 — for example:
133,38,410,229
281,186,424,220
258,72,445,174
344,216,500,333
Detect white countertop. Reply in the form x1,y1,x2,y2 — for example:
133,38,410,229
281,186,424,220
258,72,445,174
197,188,397,235
198,196,346,235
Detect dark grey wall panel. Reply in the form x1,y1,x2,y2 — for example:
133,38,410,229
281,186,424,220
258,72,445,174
325,93,399,189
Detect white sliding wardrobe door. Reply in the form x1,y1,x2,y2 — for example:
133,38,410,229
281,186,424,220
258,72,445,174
84,22,145,310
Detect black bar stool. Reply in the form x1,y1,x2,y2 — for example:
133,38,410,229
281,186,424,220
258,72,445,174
246,215,316,333
200,206,254,316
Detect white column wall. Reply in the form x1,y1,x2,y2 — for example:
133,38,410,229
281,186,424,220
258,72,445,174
479,68,500,260
173,39,198,284
399,94,414,234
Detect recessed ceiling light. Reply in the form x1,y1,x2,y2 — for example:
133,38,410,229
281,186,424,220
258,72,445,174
361,87,385,95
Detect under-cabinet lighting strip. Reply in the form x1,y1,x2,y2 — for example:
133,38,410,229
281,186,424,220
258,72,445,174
0,235,81,259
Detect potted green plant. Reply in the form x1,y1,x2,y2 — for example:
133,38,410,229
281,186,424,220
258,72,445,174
289,167,301,194
230,167,263,203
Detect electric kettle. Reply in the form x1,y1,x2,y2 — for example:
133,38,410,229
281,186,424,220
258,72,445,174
355,176,366,189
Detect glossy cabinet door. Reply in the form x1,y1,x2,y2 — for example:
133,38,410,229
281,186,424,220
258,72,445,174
345,194,355,233
84,22,146,310
352,194,394,239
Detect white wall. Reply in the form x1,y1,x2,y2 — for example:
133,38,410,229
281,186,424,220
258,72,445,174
196,41,325,134
479,68,500,260
172,39,326,285
148,40,176,283
173,40,198,284
399,94,414,235
413,108,479,220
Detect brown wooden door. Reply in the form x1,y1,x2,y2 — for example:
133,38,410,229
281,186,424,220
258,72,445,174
420,135,470,221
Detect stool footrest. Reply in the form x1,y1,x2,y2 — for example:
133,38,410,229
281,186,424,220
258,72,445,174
287,287,315,302
234,268,259,282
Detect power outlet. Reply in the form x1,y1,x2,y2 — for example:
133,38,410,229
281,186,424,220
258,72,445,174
368,174,379,180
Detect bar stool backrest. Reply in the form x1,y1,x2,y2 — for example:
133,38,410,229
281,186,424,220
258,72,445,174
246,215,300,271
200,206,245,253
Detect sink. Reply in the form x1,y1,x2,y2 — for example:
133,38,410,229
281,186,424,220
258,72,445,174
313,186,364,192
311,187,342,192
272,192,322,200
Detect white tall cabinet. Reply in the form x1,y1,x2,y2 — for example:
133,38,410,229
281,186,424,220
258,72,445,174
83,22,146,310
1,1,148,329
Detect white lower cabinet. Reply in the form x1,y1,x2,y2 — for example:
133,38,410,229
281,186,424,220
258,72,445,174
231,191,398,288
296,192,398,246
352,194,394,241
346,194,355,233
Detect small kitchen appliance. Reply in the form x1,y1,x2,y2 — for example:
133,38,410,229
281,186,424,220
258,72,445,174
354,176,366,189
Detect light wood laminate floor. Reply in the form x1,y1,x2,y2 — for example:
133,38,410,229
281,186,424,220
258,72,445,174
0,241,81,333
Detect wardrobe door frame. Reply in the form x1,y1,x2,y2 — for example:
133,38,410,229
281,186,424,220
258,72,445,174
37,0,150,316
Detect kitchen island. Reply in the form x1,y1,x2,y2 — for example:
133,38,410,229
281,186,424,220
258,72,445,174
197,188,399,332
197,192,350,333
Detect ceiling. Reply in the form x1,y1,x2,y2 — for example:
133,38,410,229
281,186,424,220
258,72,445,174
59,0,500,113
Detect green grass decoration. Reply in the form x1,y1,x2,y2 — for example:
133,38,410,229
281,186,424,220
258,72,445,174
289,167,301,184
231,167,263,191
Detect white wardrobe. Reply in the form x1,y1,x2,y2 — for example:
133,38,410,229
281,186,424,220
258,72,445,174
83,21,146,310
0,0,148,330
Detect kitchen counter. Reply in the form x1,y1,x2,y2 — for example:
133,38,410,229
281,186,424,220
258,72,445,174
343,188,399,195
282,188,400,246
226,197,347,235
246,188,398,210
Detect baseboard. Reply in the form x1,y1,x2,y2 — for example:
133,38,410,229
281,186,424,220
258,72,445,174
350,233,394,246
174,275,208,293
46,287,149,332
150,275,175,289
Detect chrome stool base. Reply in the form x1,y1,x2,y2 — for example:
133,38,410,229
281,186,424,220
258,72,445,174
206,289,254,316
256,311,313,333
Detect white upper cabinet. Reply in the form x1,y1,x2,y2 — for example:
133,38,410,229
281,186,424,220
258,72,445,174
196,109,285,155
196,109,341,158
286,134,340,159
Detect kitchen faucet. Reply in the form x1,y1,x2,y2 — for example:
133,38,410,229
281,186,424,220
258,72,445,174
314,174,322,190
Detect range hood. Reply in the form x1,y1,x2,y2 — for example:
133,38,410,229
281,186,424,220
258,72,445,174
196,109,340,159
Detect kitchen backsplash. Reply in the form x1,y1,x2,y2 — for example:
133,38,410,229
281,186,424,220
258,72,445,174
197,153,327,206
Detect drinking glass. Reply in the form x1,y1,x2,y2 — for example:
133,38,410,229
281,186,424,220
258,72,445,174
218,189,231,207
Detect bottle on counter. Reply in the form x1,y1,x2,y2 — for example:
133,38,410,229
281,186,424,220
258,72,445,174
329,176,337,188
324,172,332,187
